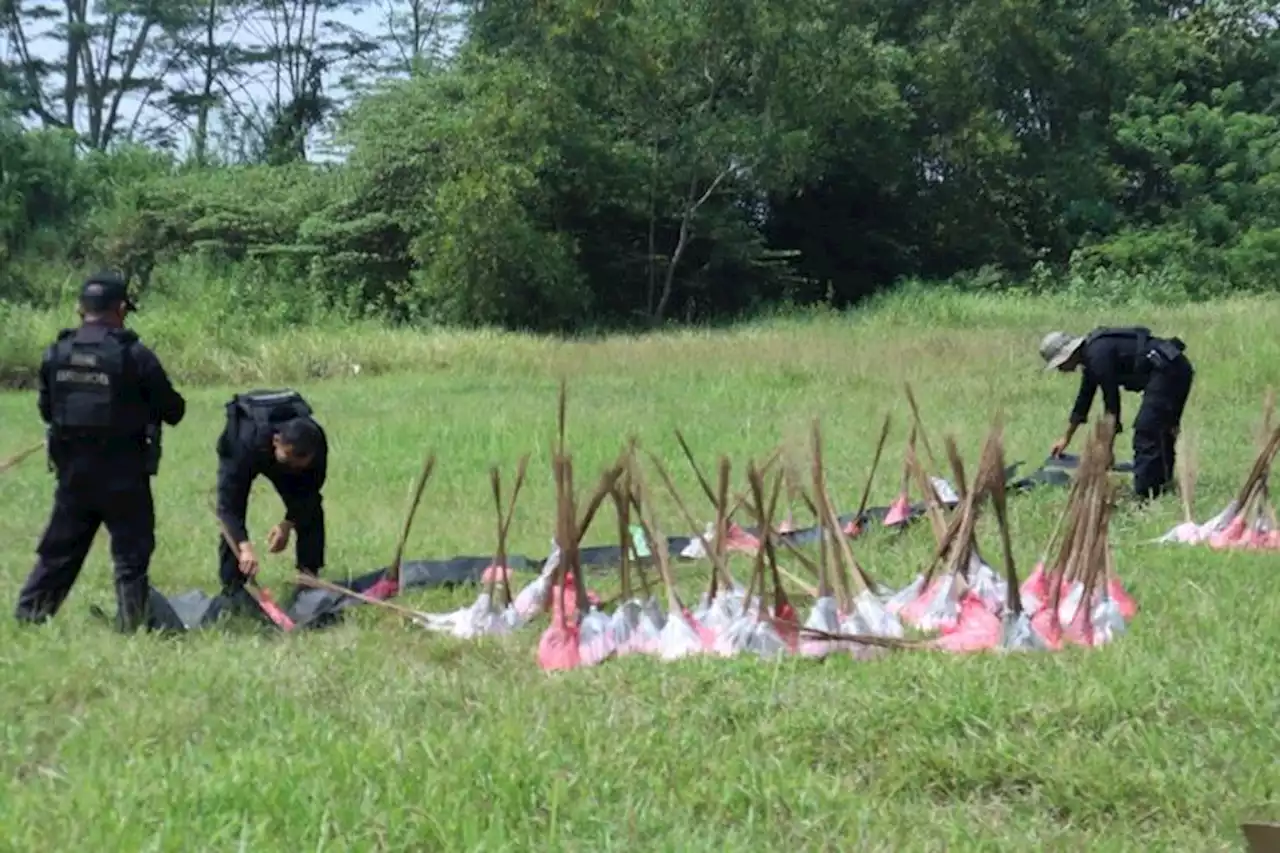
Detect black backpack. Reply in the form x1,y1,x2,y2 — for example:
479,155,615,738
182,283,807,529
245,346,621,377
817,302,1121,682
224,389,315,448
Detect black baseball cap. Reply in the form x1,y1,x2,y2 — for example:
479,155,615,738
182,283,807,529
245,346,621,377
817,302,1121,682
80,271,138,312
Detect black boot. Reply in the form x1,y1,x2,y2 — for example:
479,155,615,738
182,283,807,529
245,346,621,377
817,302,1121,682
114,579,151,633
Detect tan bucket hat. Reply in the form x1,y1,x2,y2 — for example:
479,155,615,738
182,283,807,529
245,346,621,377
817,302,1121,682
1039,331,1085,371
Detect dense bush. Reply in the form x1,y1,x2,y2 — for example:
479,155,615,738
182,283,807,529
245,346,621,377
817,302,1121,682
3,0,1279,331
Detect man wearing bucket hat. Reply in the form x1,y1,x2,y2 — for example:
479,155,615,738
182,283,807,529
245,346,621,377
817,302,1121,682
15,270,186,632
1040,326,1194,500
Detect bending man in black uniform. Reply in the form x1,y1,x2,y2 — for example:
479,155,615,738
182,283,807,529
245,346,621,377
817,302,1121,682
15,272,186,631
1040,326,1195,499
214,390,327,598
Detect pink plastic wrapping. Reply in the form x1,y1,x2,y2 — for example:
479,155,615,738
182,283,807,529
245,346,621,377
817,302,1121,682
884,575,925,615
1106,576,1138,620
363,576,400,601
1019,563,1049,615
1029,607,1064,650
1209,515,1248,549
724,523,761,555
900,574,960,632
255,589,295,630
882,493,912,527
935,593,1001,653
537,619,581,671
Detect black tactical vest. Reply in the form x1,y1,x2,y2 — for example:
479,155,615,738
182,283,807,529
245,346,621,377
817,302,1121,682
227,389,315,444
1083,326,1152,375
49,326,133,435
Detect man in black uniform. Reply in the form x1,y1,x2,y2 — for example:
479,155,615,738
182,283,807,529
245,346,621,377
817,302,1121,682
1040,327,1195,499
15,271,186,631
214,389,328,595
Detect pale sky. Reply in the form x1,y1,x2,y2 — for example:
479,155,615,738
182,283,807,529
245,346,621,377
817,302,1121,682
3,1,466,161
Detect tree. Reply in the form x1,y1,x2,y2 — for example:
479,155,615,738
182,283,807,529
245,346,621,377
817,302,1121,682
0,0,198,149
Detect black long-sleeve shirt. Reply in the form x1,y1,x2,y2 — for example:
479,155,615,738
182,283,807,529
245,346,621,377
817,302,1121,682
37,323,186,431
1069,328,1153,429
215,418,328,545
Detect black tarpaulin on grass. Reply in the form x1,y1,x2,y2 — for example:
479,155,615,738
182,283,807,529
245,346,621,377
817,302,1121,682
135,456,1124,633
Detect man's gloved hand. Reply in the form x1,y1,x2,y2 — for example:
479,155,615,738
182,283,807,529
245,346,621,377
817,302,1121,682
237,542,260,577
266,521,293,554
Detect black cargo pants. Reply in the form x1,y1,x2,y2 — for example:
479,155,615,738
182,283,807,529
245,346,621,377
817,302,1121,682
1132,354,1195,500
15,457,155,632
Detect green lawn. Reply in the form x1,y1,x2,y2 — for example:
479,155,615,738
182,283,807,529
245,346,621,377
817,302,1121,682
2,291,1278,851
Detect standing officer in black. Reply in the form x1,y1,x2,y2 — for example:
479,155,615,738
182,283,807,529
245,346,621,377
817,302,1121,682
15,272,186,631
214,390,328,598
1040,327,1195,499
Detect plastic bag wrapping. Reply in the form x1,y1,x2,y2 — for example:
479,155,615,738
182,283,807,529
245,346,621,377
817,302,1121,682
799,596,843,658
1019,563,1049,615
680,523,715,560
930,476,960,505
1090,594,1127,646
577,605,615,666
712,614,755,657
1062,598,1097,647
658,610,705,660
608,599,642,655
631,597,666,655
998,610,1049,652
900,574,960,632
872,580,897,599
1029,606,1064,650
1106,576,1138,620
967,557,1007,615
748,617,790,660
882,493,912,526
683,522,761,558
712,596,760,657
845,589,905,639
691,590,712,623
1156,521,1204,544
418,605,470,633
1209,515,1249,549
450,592,508,639
698,591,744,649
935,594,1002,653
1201,501,1239,535
537,619,581,671
1056,580,1086,626
513,540,559,621
1241,514,1279,548
885,575,924,614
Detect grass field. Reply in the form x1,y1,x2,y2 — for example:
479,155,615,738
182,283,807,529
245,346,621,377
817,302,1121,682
2,290,1279,851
